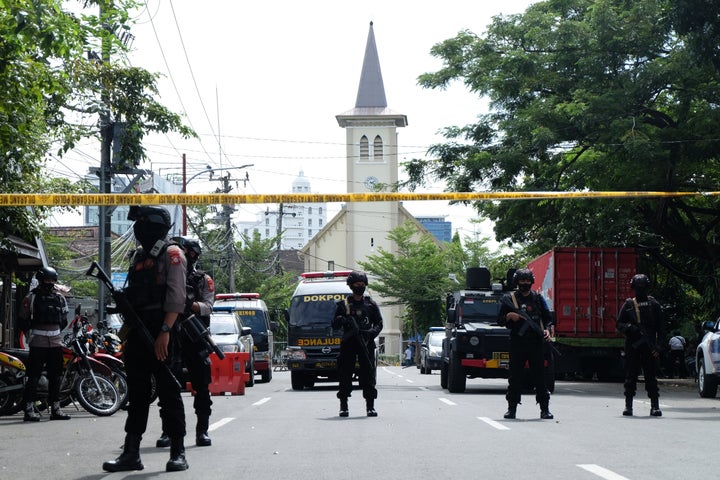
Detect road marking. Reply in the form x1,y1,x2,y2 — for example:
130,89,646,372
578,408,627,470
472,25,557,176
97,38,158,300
209,417,235,432
438,397,456,406
477,417,510,431
253,397,272,406
577,464,630,480
405,378,415,383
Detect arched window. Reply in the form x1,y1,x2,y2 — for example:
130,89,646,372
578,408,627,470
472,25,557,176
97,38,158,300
373,135,383,161
359,135,369,162
319,207,323,215
308,207,313,214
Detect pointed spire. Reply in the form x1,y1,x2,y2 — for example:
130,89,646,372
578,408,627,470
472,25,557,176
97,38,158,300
355,21,387,108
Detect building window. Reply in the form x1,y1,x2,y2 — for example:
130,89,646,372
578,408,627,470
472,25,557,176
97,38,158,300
319,219,323,227
308,219,312,226
308,206,313,214
265,217,269,226
308,229,312,236
319,207,323,215
373,135,383,161
359,135,369,162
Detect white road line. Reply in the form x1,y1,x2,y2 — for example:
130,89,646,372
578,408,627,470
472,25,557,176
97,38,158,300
438,397,456,406
405,378,414,383
209,417,235,432
477,416,510,431
252,397,272,406
577,464,631,480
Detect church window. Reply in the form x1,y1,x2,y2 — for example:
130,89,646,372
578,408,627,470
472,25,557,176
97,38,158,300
360,135,369,162
373,135,383,161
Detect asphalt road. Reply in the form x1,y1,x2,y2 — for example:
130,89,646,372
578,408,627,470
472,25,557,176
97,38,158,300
0,367,716,480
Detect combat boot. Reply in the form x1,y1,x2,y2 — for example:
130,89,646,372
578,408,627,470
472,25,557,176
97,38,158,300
50,401,70,420
650,397,662,417
156,432,170,448
539,401,554,420
196,416,212,447
23,402,40,422
166,437,189,472
102,433,144,472
503,403,517,419
622,396,633,416
339,398,349,417
366,399,378,417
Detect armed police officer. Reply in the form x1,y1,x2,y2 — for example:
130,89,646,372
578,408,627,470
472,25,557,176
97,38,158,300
332,271,383,417
156,236,215,449
616,274,665,417
18,267,70,422
103,206,190,473
498,268,554,420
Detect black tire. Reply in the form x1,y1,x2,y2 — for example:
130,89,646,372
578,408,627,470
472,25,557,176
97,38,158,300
0,373,23,416
74,374,120,416
440,362,448,389
261,366,272,383
447,351,466,393
246,359,255,387
291,371,305,391
697,357,718,398
109,368,129,409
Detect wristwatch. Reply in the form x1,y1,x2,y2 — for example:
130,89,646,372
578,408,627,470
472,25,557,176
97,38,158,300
160,323,171,333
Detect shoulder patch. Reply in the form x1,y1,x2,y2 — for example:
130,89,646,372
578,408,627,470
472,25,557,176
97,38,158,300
168,247,183,265
207,276,215,293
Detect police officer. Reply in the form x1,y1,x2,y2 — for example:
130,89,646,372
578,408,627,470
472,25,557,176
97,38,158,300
156,236,215,448
18,267,70,422
498,268,554,420
616,274,664,417
103,206,189,473
332,271,383,417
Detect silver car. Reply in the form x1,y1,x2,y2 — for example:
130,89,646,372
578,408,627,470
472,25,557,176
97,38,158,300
210,308,255,387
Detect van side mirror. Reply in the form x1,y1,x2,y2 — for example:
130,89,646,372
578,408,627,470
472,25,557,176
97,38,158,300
703,320,717,332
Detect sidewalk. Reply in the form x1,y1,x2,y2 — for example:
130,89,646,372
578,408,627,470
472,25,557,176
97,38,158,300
658,376,697,390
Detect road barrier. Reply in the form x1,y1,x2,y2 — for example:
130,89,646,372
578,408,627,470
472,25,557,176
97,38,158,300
186,352,250,396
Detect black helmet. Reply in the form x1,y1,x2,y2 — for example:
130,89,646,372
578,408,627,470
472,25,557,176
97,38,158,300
630,274,650,289
513,268,534,284
346,270,369,286
127,205,171,228
36,266,58,282
172,236,202,256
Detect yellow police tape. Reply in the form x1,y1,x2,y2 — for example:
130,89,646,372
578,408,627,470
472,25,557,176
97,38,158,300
0,191,717,206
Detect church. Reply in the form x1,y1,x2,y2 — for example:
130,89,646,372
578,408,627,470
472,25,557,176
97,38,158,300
299,22,438,357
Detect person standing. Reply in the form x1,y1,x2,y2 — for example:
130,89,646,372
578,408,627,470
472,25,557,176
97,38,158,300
332,271,383,417
18,267,71,422
498,268,554,420
404,344,413,367
155,236,215,448
667,330,687,378
616,273,665,417
103,206,189,473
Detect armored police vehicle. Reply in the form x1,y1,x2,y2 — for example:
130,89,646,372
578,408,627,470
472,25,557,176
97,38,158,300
284,271,353,390
214,293,276,383
442,267,513,393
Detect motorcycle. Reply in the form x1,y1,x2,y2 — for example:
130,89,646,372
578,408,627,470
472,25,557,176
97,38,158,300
0,335,121,417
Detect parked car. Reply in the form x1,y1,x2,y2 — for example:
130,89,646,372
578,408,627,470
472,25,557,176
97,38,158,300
210,307,255,387
696,316,720,398
419,327,445,374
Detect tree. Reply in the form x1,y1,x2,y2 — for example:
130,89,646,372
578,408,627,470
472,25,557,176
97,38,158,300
0,0,193,244
358,222,456,339
405,0,720,318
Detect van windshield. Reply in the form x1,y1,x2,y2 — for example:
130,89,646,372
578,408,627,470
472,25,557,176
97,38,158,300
235,310,266,333
459,298,500,322
289,293,347,327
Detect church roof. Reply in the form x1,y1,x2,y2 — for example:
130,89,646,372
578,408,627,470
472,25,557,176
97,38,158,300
337,22,407,127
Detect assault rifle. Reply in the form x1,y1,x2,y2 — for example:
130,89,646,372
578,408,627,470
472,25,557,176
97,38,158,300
336,299,377,383
500,294,561,357
86,262,225,389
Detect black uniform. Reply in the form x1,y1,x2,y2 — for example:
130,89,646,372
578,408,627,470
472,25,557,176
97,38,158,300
332,295,383,402
498,290,553,408
20,285,69,410
616,296,665,404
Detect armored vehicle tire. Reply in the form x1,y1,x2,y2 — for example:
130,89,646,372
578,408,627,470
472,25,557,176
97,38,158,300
291,371,305,391
440,362,448,389
447,351,466,393
697,358,718,398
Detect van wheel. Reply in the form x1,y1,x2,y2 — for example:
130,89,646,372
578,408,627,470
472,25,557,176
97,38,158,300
440,362,448,389
261,367,272,383
291,371,305,391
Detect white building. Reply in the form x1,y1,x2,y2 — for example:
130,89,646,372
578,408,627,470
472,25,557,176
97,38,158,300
238,170,328,249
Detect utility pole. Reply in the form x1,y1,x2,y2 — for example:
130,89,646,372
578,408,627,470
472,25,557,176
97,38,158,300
266,203,297,274
210,173,236,291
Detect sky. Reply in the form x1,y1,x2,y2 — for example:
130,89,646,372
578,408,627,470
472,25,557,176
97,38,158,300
49,0,538,246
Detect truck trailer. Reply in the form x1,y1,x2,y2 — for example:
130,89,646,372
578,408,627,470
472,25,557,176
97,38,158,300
528,247,638,381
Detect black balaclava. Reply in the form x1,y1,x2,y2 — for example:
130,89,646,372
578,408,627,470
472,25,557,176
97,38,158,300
133,222,169,253
351,285,366,296
517,283,532,293
633,285,649,302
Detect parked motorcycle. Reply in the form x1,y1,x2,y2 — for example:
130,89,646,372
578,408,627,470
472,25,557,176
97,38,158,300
0,336,121,417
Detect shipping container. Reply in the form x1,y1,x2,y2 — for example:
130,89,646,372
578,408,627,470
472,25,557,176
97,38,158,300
528,247,638,380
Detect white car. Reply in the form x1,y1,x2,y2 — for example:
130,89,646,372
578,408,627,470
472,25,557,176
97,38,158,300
696,316,720,398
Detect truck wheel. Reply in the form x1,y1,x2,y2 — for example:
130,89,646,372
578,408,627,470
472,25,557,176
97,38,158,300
447,352,466,393
697,357,718,398
261,367,273,383
440,362,448,389
291,371,305,391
